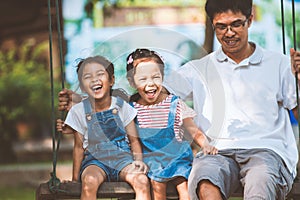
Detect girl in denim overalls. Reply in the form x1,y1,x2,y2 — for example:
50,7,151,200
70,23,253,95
126,49,218,200
57,56,151,200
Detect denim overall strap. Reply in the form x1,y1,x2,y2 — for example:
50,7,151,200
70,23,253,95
115,96,124,109
129,102,134,110
82,97,105,149
166,95,178,128
82,97,93,121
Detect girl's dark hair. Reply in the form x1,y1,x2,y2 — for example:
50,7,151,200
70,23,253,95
126,48,165,102
126,48,165,80
76,55,114,88
205,0,253,22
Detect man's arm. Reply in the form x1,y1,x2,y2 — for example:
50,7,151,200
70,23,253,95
58,89,82,111
125,121,148,174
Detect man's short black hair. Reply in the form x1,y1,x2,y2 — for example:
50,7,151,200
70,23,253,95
205,0,253,22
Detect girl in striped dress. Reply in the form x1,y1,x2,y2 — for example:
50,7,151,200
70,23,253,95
126,49,218,200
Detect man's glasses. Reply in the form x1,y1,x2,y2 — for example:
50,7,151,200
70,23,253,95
213,19,248,34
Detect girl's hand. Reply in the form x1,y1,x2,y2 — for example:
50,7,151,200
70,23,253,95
201,140,218,155
56,119,65,132
56,119,74,134
290,48,300,80
132,160,149,174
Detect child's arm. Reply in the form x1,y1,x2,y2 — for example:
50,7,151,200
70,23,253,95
56,119,76,135
125,121,148,174
72,132,84,182
56,119,84,181
183,117,218,155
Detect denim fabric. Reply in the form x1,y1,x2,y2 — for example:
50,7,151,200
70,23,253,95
133,95,193,182
80,97,133,181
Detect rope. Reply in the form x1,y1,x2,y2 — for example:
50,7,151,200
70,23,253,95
53,0,65,175
282,0,300,140
47,0,65,193
280,0,286,55
55,0,65,89
46,0,79,196
47,0,60,193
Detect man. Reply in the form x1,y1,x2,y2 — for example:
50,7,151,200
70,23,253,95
164,0,300,199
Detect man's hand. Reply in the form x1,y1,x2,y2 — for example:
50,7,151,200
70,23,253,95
290,48,300,80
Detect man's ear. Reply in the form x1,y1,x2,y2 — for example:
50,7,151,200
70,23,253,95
247,14,254,27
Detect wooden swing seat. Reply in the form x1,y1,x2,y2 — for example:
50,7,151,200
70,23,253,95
36,181,179,200
36,180,300,200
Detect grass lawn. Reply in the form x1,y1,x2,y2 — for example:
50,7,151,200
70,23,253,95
0,186,35,200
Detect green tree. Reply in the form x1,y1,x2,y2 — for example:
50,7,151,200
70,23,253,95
273,2,300,50
0,40,61,163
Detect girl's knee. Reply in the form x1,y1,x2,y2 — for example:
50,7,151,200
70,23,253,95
127,174,150,195
81,174,102,191
134,173,150,187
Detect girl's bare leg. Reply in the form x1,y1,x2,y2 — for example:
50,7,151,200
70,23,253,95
174,177,190,200
80,165,106,200
151,180,167,200
120,164,151,200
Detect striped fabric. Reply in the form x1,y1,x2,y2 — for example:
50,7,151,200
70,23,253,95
133,95,184,141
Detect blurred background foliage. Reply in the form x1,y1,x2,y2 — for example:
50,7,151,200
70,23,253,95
0,39,62,163
275,10,300,50
97,0,204,7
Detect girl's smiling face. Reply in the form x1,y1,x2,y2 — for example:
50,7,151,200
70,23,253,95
133,61,163,105
80,62,114,100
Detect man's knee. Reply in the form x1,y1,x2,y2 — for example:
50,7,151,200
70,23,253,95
243,171,278,199
198,180,223,200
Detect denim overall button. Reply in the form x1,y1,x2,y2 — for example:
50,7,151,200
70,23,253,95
112,108,118,115
86,114,92,121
